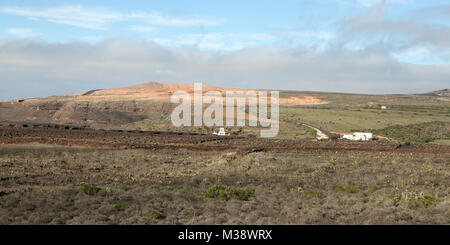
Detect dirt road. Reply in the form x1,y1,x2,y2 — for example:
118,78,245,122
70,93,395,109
302,123,330,140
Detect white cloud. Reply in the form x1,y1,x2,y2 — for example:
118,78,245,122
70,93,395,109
1,6,122,30
128,11,223,27
358,0,408,7
284,31,335,40
80,36,104,44
1,6,223,30
414,5,450,22
0,38,448,101
335,0,409,7
0,3,448,100
6,28,41,38
339,3,450,59
130,25,156,33
247,33,275,41
152,33,273,50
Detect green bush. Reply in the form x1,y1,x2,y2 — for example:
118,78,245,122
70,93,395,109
114,202,128,210
147,210,166,219
76,184,101,195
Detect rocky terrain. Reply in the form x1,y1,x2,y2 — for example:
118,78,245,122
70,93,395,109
0,83,448,225
0,82,329,129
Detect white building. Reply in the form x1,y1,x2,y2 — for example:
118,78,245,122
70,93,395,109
342,132,373,141
212,128,229,136
381,106,387,110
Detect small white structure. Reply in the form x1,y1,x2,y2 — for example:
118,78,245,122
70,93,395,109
316,135,329,140
343,132,373,141
212,128,229,136
381,105,387,110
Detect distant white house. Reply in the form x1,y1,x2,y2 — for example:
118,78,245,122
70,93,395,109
343,132,373,141
212,128,229,136
381,105,387,110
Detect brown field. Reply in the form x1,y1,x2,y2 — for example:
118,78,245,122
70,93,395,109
0,126,449,224
0,83,448,225
1,124,449,154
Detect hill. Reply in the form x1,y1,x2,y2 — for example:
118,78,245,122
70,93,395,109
0,82,328,128
0,82,449,143
420,89,450,97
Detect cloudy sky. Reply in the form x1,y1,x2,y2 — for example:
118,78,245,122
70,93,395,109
0,0,449,100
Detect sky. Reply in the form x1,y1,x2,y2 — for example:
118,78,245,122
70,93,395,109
0,0,449,100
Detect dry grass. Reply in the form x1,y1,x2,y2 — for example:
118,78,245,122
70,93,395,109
0,144,448,224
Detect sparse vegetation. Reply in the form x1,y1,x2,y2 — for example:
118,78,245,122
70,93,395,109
364,104,450,115
204,185,255,201
329,133,340,140
330,157,337,166
114,202,128,210
76,184,101,195
0,69,448,228
373,121,450,143
305,190,325,197
0,135,448,225
118,184,129,191
336,185,358,193
385,192,437,210
147,210,166,219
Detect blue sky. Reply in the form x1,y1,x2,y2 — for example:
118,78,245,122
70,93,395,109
0,0,343,49
0,0,449,99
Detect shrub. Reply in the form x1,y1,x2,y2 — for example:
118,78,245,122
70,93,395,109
330,157,337,166
329,133,340,140
114,202,128,211
76,184,101,195
204,185,255,201
336,185,358,193
147,210,166,219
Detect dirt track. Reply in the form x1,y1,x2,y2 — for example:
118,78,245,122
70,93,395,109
1,124,449,155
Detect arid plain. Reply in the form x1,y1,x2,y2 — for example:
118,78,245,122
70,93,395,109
0,83,448,224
